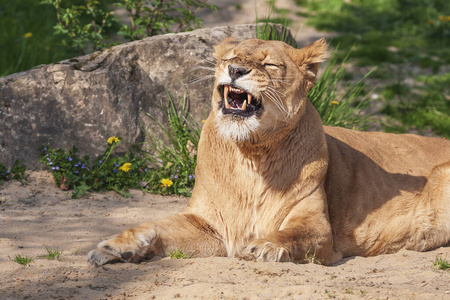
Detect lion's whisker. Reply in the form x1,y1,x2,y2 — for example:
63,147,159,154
199,55,216,65
194,65,216,72
189,75,215,84
267,86,286,97
263,90,289,118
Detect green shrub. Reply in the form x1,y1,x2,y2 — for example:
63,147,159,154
0,160,26,184
40,0,217,54
39,137,151,198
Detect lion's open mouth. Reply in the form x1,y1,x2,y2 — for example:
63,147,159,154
219,85,262,117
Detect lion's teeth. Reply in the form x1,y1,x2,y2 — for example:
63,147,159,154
230,87,244,93
224,98,231,109
224,86,231,109
241,100,247,111
247,93,252,105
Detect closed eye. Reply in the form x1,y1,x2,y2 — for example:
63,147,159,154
263,63,282,68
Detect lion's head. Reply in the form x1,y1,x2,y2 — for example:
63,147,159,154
211,38,328,144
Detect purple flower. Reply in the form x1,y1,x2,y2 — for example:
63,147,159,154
52,167,55,170
67,157,73,161
81,164,85,169
113,170,118,174
56,166,60,170
49,162,53,165
75,170,79,174
173,175,178,179
98,160,103,164
188,175,193,180
6,170,10,174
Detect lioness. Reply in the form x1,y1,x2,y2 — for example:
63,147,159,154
88,38,450,266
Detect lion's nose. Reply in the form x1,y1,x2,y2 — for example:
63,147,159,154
228,65,250,81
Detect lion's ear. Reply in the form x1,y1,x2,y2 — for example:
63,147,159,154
292,38,328,81
213,37,240,60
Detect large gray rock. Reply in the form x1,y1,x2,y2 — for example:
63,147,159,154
0,24,293,170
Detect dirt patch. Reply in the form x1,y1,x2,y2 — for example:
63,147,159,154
1,172,449,299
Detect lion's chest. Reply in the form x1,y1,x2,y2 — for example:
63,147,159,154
208,170,291,257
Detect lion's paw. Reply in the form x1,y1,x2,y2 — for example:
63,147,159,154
87,239,147,267
243,239,292,262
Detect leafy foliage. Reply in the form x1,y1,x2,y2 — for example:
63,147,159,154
40,0,216,54
39,137,152,198
116,0,217,40
40,0,115,54
0,160,27,184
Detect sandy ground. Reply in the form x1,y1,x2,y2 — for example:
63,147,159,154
2,1,450,299
1,172,449,300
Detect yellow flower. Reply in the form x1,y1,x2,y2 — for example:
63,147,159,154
201,120,206,123
160,178,173,187
107,136,120,144
119,163,131,172
330,100,339,105
24,32,32,39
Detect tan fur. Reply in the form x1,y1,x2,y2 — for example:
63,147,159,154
88,38,450,266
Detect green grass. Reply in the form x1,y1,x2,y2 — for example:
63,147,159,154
11,254,34,266
433,255,450,270
293,0,449,137
44,246,62,261
0,1,78,77
141,89,201,196
168,248,192,259
308,49,372,130
382,73,450,138
301,0,449,66
305,247,323,265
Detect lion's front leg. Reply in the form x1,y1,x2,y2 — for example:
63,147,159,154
88,213,226,266
243,188,337,265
